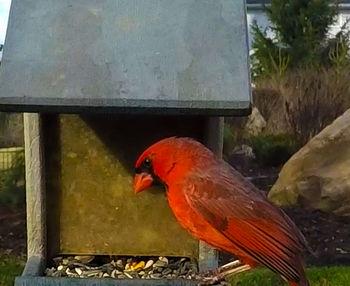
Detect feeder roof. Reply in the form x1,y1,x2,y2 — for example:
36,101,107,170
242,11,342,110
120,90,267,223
0,0,251,115
246,0,350,3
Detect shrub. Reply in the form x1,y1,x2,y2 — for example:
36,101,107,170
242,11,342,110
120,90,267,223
249,134,299,167
251,0,350,78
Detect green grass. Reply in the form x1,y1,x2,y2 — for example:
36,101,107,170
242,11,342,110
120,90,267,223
0,255,25,286
228,267,350,286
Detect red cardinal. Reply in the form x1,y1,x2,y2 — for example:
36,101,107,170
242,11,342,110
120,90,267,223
133,137,309,286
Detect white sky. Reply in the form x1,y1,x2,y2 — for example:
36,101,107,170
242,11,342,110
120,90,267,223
0,0,11,44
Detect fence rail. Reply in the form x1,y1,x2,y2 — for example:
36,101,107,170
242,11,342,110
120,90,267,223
0,147,24,171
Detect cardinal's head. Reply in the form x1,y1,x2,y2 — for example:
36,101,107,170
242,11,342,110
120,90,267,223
133,137,213,193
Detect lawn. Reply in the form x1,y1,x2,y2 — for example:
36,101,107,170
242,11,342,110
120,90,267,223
0,256,349,286
0,255,25,286
228,267,350,286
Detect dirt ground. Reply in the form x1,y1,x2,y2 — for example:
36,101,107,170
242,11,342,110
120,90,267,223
1,156,349,267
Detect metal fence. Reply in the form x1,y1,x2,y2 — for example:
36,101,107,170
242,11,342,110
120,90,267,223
0,147,24,171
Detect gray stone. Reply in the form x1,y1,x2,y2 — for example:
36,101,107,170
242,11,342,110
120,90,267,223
245,107,266,136
269,109,350,218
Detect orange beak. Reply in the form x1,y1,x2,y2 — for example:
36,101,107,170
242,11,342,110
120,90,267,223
133,172,154,193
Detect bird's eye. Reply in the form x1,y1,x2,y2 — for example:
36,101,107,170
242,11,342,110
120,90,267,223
144,158,152,167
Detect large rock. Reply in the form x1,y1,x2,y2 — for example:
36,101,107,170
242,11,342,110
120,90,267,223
268,109,350,218
245,107,266,136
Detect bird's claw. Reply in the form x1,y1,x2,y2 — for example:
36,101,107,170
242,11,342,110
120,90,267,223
197,271,226,286
199,268,220,278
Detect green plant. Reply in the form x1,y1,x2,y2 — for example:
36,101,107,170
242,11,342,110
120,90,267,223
269,47,290,77
251,0,342,78
0,255,25,286
249,134,299,166
251,23,291,79
328,21,350,71
0,151,25,207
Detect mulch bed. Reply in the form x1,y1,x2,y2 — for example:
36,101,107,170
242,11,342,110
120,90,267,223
0,206,26,255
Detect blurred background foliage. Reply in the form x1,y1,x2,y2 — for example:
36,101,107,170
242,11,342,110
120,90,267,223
225,0,350,168
0,149,25,207
251,0,349,78
0,113,25,208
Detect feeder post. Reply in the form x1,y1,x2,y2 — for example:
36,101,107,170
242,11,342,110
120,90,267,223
198,116,224,271
23,113,46,276
205,117,224,158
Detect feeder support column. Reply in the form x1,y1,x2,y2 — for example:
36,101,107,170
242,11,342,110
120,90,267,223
23,113,46,276
199,116,225,271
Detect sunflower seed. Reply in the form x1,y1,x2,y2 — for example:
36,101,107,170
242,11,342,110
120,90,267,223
124,271,133,279
75,268,83,276
74,255,95,264
150,273,162,279
144,260,154,270
162,268,172,275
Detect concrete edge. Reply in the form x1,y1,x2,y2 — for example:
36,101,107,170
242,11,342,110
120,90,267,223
21,256,46,277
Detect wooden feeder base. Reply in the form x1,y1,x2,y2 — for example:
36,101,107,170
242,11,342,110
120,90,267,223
15,277,199,286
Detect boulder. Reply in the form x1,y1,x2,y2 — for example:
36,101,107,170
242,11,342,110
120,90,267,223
245,107,266,136
268,109,350,218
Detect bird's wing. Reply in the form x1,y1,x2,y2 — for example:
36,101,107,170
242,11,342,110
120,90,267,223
182,169,304,283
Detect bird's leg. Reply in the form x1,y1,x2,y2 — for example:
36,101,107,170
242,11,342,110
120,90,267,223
200,259,243,278
199,264,251,285
217,260,242,273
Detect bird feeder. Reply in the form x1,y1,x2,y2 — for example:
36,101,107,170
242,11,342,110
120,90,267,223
0,0,251,285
